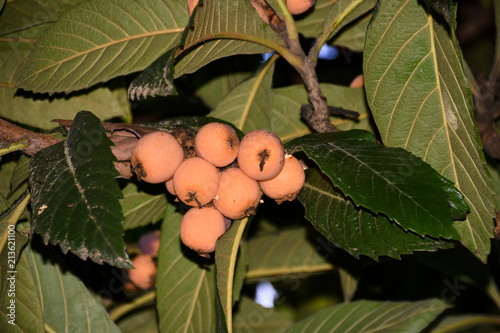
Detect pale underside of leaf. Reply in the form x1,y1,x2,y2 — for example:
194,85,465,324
17,0,189,93
363,0,496,261
156,207,215,333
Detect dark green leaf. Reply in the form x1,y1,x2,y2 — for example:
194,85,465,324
299,169,454,260
246,228,334,282
215,217,250,333
233,296,294,333
363,0,496,261
117,306,159,333
29,111,131,268
282,299,450,332
287,130,464,239
17,0,188,93
25,239,121,333
120,183,169,230
156,205,216,332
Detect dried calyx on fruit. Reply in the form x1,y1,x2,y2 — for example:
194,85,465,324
127,123,306,258
194,122,240,167
214,167,261,220
259,154,305,204
131,131,184,184
237,129,285,181
173,157,220,207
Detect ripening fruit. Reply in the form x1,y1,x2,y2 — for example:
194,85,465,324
173,157,220,207
188,0,198,15
131,131,184,184
165,178,176,196
214,167,261,219
259,155,305,203
180,206,227,254
194,123,240,167
349,74,364,88
129,254,156,289
139,231,161,257
237,129,285,181
286,0,315,15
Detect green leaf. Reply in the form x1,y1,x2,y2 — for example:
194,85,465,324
0,48,130,130
190,56,260,110
173,0,285,79
117,306,159,333
315,0,376,53
272,84,372,141
245,228,334,282
430,314,500,333
233,296,294,333
120,182,169,230
25,239,121,333
29,111,131,268
363,0,496,261
299,169,454,260
209,54,277,132
0,0,87,40
215,217,250,333
287,130,464,239
0,238,44,333
294,0,336,38
332,14,371,52
156,205,216,333
210,62,372,140
17,0,189,93
10,155,30,195
282,299,450,332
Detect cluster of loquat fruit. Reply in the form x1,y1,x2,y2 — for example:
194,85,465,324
130,123,306,258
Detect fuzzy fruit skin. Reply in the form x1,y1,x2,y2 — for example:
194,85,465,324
131,131,184,184
180,207,227,253
129,254,156,289
188,0,198,15
237,129,285,181
173,157,220,207
259,155,305,202
165,178,176,196
286,0,315,15
214,167,261,219
194,123,240,167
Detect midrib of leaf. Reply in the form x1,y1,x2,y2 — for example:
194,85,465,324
326,142,444,226
183,268,206,333
364,0,409,67
63,143,114,254
246,264,334,280
19,27,184,84
238,54,277,130
428,16,458,188
78,283,91,332
377,25,431,141
122,196,162,217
